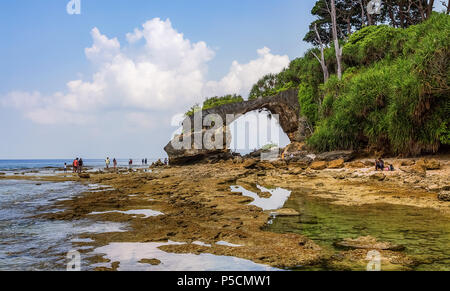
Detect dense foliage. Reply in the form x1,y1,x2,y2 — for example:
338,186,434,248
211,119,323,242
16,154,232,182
185,94,244,116
251,13,449,156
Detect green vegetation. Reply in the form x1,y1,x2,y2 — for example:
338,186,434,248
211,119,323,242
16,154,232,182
251,13,450,156
185,94,244,116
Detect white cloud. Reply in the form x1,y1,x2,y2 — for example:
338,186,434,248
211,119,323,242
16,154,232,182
1,18,290,126
85,27,121,63
204,47,290,97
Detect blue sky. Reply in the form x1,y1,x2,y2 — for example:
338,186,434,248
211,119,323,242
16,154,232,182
0,0,316,159
0,1,446,159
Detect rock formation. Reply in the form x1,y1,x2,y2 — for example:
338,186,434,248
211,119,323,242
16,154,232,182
165,89,306,165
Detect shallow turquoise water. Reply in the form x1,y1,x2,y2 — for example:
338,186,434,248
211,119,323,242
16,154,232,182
267,189,450,271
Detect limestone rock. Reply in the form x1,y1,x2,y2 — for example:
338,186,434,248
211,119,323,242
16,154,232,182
328,159,345,169
346,161,366,168
316,150,354,162
257,162,276,170
411,162,427,177
243,159,258,169
363,160,375,167
424,159,440,170
78,173,90,179
370,173,386,181
310,161,327,170
438,191,450,202
139,258,161,266
400,160,415,166
334,236,405,251
272,208,300,216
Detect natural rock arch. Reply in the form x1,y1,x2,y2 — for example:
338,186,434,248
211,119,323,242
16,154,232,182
165,89,308,164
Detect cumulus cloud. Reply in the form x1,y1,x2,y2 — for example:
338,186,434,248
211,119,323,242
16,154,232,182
204,47,289,97
1,18,289,127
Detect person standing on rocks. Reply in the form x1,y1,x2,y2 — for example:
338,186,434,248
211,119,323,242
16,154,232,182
78,158,84,173
113,158,117,170
129,159,133,169
105,157,110,169
73,158,78,173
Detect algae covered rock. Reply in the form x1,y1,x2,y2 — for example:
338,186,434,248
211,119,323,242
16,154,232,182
271,208,300,217
334,236,405,251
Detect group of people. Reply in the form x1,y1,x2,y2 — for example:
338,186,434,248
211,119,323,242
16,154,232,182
64,158,84,173
105,157,118,170
375,158,394,172
64,157,166,174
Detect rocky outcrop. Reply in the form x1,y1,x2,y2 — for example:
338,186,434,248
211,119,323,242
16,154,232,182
438,191,450,202
334,236,405,251
315,150,355,162
165,89,305,165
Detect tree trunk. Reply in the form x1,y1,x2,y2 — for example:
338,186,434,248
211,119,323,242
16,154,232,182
330,0,343,80
360,0,367,26
387,0,397,27
426,0,435,18
313,23,329,83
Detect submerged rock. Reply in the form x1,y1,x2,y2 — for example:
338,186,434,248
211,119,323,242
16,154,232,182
271,208,300,216
334,236,405,251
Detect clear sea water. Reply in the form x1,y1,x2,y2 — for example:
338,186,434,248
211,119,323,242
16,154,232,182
0,159,158,172
0,160,138,270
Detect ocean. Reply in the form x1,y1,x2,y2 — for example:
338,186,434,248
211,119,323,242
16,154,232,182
0,159,158,172
0,159,144,270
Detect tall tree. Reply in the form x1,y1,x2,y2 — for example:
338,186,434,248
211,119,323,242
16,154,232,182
311,23,330,82
330,0,343,80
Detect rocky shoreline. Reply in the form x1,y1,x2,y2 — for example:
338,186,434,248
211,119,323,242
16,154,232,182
1,152,449,270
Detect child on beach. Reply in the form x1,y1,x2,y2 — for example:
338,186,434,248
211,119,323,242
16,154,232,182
113,158,117,170
64,163,67,173
105,157,110,169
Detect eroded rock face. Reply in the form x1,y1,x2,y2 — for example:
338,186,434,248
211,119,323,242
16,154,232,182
316,150,355,162
165,90,304,165
164,127,233,165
